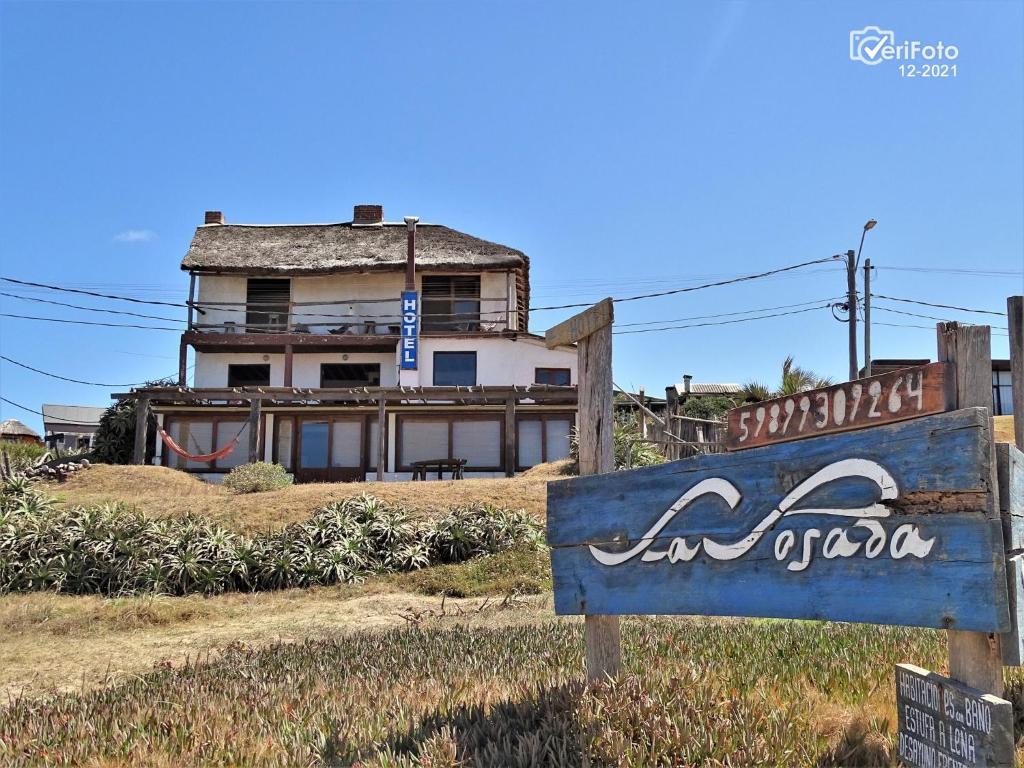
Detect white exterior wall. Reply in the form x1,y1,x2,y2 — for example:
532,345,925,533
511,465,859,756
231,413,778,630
415,336,576,387
193,351,399,388
195,271,517,333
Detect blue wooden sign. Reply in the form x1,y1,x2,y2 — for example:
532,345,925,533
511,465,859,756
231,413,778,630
548,407,1009,631
400,290,418,370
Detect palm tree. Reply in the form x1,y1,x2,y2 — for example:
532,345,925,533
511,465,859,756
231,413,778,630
740,356,833,403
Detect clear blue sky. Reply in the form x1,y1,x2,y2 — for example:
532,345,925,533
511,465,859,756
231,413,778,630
1,0,1021,432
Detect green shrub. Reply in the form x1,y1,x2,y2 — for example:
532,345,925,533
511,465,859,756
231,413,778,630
222,462,294,493
0,441,48,473
0,484,543,597
569,416,667,471
681,395,736,421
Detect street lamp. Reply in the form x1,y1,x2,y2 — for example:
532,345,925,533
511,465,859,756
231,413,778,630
859,219,877,378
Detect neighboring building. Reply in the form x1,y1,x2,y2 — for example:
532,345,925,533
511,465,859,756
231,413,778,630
665,374,742,408
41,404,105,449
134,205,578,482
0,419,41,445
864,358,1014,416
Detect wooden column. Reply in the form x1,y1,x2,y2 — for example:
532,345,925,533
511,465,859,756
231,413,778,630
579,321,622,681
939,322,1004,695
187,272,196,330
132,396,150,465
1009,296,1023,450
547,298,621,682
284,344,294,387
504,395,516,477
376,397,387,481
638,386,647,439
247,398,262,464
177,338,188,386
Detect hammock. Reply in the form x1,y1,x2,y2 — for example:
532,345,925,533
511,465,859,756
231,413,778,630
158,423,247,463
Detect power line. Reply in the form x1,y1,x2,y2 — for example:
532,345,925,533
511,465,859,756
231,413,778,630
613,304,828,335
0,313,180,331
0,397,102,425
1,276,188,308
615,296,843,328
870,293,1006,317
880,266,1023,277
530,256,840,311
0,291,185,323
872,305,1009,330
873,320,1009,337
0,355,156,387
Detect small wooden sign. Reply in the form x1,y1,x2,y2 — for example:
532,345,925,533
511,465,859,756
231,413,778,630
895,663,1013,768
548,408,1009,631
726,363,954,451
545,298,613,348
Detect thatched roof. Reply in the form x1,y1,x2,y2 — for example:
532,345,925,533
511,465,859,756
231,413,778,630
181,222,529,276
0,419,40,438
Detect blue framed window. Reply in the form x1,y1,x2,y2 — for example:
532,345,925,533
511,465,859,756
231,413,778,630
433,352,477,386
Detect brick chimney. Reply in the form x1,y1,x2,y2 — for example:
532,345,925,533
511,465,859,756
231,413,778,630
682,374,692,394
352,204,383,226
204,211,225,225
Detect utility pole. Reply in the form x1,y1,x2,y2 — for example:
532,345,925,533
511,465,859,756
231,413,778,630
846,249,858,381
863,258,872,378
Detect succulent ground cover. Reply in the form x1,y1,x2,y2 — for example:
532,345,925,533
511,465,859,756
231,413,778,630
0,480,542,596
3,617,997,767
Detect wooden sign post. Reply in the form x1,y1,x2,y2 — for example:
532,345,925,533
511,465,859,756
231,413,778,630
546,298,622,682
938,323,1006,697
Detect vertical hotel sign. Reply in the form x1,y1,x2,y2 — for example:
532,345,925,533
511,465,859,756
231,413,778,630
400,291,418,369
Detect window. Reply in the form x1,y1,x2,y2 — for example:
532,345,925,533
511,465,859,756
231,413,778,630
163,416,254,471
246,278,290,332
994,369,1014,416
421,276,480,332
398,416,503,470
433,352,477,386
320,363,381,388
227,364,271,387
517,414,574,469
535,368,571,386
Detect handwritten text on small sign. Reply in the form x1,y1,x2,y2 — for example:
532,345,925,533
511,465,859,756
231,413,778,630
896,663,1013,768
548,408,1008,630
544,298,613,348
726,363,954,450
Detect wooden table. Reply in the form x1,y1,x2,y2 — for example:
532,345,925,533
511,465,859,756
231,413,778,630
411,458,466,480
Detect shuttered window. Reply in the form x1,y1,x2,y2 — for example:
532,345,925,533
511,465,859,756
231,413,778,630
516,414,575,469
398,416,504,471
331,420,362,467
246,279,290,332
421,276,480,332
453,420,501,468
400,420,450,465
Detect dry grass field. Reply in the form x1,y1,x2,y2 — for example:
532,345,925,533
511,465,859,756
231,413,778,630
49,461,569,532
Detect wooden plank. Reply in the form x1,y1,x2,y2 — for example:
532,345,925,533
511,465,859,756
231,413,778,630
376,398,386,481
895,663,1013,768
132,396,150,465
939,322,1005,696
247,398,261,464
548,408,1008,631
573,316,622,681
504,396,516,477
545,298,613,349
998,444,1024,665
1009,296,1023,450
726,362,953,450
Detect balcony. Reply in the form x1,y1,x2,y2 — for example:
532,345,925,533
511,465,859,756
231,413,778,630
185,295,516,353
